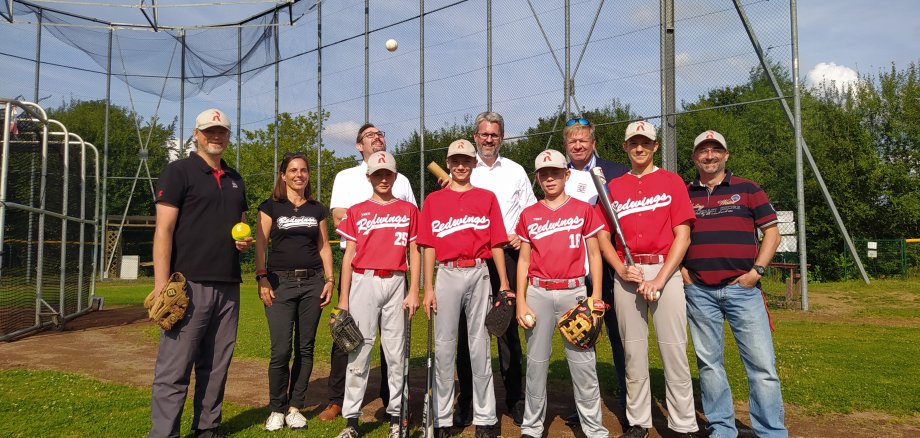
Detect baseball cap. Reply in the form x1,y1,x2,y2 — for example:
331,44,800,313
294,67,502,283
624,120,657,142
693,130,728,151
534,149,567,172
195,108,231,131
366,151,397,175
446,139,477,158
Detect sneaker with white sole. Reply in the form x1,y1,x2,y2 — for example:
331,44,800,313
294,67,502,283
336,425,359,438
285,408,307,430
264,412,285,432
387,422,401,438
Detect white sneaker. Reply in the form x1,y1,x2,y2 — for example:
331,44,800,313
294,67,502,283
387,422,401,438
264,412,285,432
336,425,359,438
285,408,307,430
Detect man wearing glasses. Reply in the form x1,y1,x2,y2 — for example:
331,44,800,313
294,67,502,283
560,117,630,424
454,111,537,428
320,123,417,421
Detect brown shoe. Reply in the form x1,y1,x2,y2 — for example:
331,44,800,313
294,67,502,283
319,403,342,421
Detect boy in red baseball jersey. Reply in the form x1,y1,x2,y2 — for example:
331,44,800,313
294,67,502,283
595,121,698,438
334,152,420,438
514,149,609,438
417,139,509,438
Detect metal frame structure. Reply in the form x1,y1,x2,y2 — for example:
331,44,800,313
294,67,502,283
0,98,101,340
2,0,875,315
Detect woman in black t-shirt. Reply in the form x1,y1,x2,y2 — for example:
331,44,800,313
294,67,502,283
255,152,334,431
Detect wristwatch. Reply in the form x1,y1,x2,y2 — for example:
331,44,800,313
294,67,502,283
752,265,766,276
255,273,269,282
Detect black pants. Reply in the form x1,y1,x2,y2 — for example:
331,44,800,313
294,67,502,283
327,284,389,406
265,273,325,412
456,249,522,411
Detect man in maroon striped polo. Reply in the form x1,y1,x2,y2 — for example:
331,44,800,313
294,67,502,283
682,130,787,438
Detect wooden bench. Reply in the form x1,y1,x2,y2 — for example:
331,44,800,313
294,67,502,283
769,262,810,305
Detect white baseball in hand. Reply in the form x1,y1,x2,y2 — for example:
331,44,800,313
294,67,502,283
385,39,398,52
523,314,535,328
651,291,661,301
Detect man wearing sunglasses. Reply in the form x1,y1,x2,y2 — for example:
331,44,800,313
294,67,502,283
321,123,417,421
560,117,630,424
451,111,537,429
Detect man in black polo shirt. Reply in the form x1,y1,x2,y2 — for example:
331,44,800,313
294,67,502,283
149,108,251,438
681,130,787,438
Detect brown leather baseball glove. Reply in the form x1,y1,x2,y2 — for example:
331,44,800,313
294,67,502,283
143,272,189,331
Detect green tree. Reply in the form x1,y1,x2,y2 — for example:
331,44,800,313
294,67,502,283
854,63,920,239
48,99,176,217
230,111,355,222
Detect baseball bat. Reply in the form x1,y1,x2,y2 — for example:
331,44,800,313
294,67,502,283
423,315,435,438
589,167,635,266
398,307,411,437
426,161,450,182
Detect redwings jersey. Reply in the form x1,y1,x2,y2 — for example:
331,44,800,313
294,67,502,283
417,187,507,262
336,198,419,271
595,168,695,260
517,197,605,279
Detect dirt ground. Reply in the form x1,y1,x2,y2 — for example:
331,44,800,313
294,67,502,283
1,305,918,437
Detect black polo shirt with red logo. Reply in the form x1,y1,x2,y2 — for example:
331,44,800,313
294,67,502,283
155,151,248,283
683,171,777,286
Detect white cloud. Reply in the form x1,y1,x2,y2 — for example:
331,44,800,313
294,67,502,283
806,62,859,92
323,121,362,156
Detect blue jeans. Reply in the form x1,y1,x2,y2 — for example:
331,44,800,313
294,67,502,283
685,282,787,438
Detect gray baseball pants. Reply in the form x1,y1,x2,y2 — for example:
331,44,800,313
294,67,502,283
342,270,407,419
614,263,698,433
521,284,608,438
149,281,240,438
433,262,497,427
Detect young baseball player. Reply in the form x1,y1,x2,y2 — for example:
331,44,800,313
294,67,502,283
418,139,510,438
514,149,609,438
334,151,421,438
595,121,699,438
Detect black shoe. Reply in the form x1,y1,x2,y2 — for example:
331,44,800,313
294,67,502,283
676,433,704,438
434,427,452,438
619,425,649,438
563,411,580,426
511,400,524,427
195,428,228,438
474,424,498,438
521,435,540,438
452,404,472,427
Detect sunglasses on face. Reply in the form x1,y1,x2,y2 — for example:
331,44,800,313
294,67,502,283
362,131,385,140
565,118,590,127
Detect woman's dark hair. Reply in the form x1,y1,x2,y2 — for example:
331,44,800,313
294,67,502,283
271,152,313,202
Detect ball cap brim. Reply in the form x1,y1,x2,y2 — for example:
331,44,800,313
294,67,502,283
624,120,657,142
693,130,728,151
195,108,231,131
534,149,568,171
366,151,398,175
446,139,477,158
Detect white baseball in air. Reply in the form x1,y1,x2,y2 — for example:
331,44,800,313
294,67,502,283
523,314,535,328
385,39,398,52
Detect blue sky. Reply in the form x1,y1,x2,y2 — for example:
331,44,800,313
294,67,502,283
1,0,917,160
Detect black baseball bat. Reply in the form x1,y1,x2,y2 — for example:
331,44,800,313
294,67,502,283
590,167,635,266
398,308,411,437
423,313,435,438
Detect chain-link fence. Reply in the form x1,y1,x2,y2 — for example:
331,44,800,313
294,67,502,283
844,239,917,280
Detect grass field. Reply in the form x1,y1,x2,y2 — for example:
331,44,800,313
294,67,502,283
1,277,918,436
